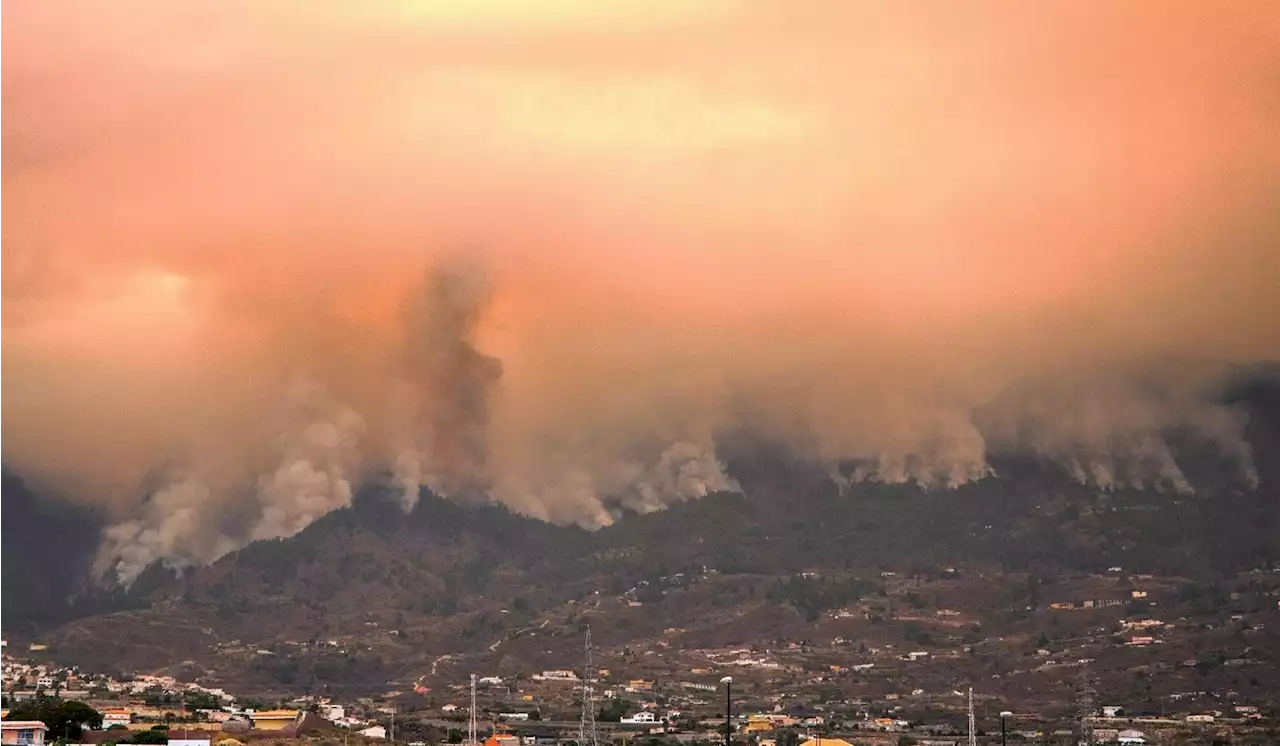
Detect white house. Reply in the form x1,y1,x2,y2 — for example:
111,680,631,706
167,739,212,746
1101,706,1124,718
358,726,388,740
498,713,530,722
1117,730,1147,745
441,705,460,714
621,712,658,724
1186,714,1214,723
101,709,133,729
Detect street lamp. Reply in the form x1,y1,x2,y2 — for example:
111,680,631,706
999,711,1013,746
720,677,733,746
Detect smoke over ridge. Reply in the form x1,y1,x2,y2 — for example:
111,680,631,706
4,1,1279,586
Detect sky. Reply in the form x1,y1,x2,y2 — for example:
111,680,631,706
4,1,1280,584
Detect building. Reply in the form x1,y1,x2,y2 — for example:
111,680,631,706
498,714,529,722
1,722,48,746
799,739,854,746
1117,730,1147,745
1185,714,1214,723
621,712,658,725
358,726,387,740
167,740,211,746
250,711,299,731
1101,706,1124,718
101,709,133,729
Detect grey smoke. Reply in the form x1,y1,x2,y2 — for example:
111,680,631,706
393,258,504,507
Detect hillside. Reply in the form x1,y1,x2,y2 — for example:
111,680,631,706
0,471,104,635
5,367,1280,697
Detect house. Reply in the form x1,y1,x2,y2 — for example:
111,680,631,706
1101,706,1124,718
101,709,133,729
498,714,529,722
250,710,299,731
1,722,48,746
321,706,345,721
538,670,578,681
627,680,655,691
744,716,774,734
799,739,854,746
358,726,387,740
440,705,460,714
1117,730,1147,745
482,735,519,746
167,740,211,746
1185,714,1214,723
621,712,658,724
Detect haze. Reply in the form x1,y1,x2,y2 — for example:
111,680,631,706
4,1,1279,584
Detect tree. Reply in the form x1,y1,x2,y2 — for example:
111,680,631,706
598,698,630,722
129,730,170,744
6,699,103,740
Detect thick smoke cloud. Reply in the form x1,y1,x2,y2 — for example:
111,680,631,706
393,258,503,508
4,1,1279,585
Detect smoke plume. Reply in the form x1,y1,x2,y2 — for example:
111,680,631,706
4,0,1279,586
394,258,504,507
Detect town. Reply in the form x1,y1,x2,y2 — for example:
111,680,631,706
4,584,1277,746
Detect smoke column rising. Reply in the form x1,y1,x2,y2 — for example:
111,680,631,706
3,1,1279,585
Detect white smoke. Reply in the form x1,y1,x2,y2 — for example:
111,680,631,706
490,439,741,529
93,474,240,587
250,380,365,541
620,440,741,515
96,379,366,586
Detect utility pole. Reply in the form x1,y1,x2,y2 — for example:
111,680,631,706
578,627,598,746
1077,666,1096,746
721,676,733,746
390,704,395,744
967,688,976,746
469,674,478,746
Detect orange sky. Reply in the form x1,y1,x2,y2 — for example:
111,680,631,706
4,1,1280,578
